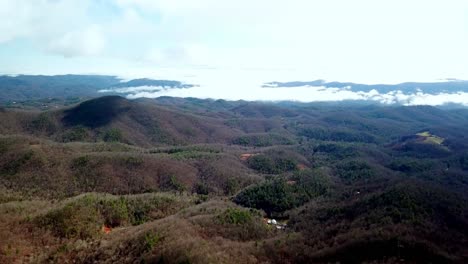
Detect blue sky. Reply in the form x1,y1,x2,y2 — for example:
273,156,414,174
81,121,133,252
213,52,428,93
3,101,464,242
1,1,468,104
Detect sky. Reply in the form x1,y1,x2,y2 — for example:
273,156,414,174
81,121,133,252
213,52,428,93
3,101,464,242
1,0,468,104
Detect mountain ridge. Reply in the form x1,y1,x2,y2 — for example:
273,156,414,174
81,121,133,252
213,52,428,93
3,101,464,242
263,79,468,94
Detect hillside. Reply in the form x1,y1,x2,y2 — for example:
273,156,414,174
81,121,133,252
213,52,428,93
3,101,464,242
0,96,241,147
1,96,468,263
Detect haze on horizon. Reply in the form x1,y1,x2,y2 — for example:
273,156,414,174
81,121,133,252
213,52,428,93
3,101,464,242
1,0,468,104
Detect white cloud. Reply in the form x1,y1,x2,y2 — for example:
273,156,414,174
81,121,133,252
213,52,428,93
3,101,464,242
48,25,106,57
0,0,89,43
99,67,468,107
120,84,468,106
1,0,468,84
0,0,106,57
108,8,155,36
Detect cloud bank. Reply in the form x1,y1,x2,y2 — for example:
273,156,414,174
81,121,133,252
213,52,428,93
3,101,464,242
99,69,468,106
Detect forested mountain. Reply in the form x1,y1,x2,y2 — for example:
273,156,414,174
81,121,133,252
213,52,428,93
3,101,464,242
1,95,468,263
0,75,193,103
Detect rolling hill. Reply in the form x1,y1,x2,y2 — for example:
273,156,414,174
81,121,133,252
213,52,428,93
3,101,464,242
1,96,242,147
1,95,468,263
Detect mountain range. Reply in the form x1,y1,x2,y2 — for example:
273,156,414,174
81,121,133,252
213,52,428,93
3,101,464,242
0,75,194,103
264,79,468,94
1,79,468,263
